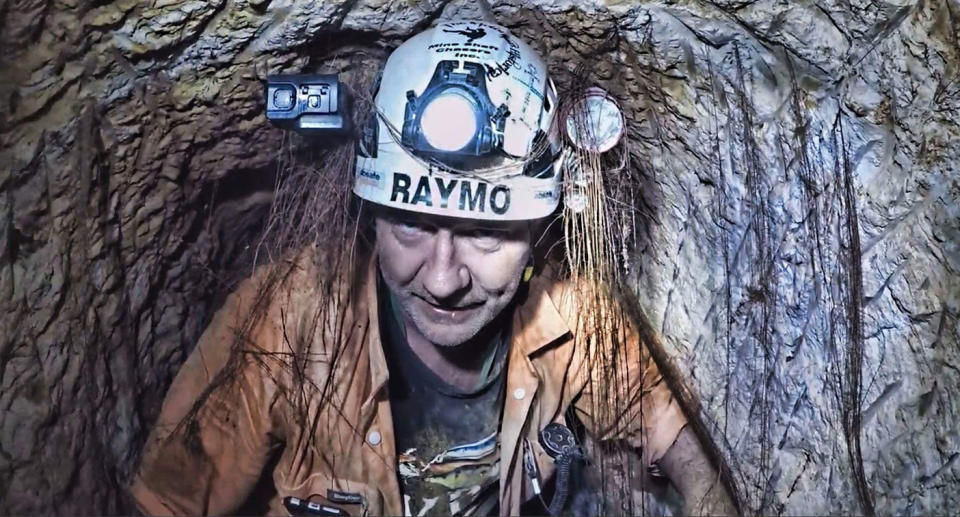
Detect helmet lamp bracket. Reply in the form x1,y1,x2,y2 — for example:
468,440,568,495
401,60,509,158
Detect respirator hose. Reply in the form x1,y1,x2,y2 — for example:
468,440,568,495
548,451,574,516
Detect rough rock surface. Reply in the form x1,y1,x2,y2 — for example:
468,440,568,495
1,0,958,515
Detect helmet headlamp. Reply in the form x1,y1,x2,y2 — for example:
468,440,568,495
401,60,509,159
419,91,478,152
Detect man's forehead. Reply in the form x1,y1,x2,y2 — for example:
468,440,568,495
374,205,526,231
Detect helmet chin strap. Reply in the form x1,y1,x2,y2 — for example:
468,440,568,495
522,263,534,283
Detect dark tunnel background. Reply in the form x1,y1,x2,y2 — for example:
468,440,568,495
1,0,959,515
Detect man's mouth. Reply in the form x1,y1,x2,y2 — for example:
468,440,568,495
413,295,483,323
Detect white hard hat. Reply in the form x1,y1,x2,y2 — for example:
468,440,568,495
354,20,562,220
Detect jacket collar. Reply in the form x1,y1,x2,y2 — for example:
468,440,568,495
358,254,389,428
512,273,572,356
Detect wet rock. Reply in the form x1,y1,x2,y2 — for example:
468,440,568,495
0,0,957,515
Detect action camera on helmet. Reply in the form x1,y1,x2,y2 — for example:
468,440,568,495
265,74,350,135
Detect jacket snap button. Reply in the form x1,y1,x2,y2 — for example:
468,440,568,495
513,388,526,400
367,430,382,446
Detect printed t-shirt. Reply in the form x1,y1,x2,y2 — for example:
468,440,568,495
381,286,509,517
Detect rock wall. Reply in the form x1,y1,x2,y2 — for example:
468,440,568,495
1,0,957,515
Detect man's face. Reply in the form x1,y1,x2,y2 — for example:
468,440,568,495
375,208,532,347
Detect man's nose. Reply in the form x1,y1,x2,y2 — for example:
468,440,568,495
422,229,470,301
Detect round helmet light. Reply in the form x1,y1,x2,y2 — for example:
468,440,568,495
420,92,477,152
565,87,624,153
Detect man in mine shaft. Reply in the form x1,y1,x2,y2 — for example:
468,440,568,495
129,20,737,517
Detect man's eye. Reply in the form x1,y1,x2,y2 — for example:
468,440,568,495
464,229,507,249
395,220,431,236
468,229,506,238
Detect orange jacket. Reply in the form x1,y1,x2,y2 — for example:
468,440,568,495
129,250,686,515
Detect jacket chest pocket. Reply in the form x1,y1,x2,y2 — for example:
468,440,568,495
278,473,383,516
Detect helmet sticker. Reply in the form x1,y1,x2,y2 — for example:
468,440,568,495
357,169,384,189
427,21,525,81
389,173,511,215
428,22,499,61
442,26,487,42
484,36,521,79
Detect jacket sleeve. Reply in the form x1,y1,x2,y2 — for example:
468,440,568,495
129,278,282,515
570,311,688,467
